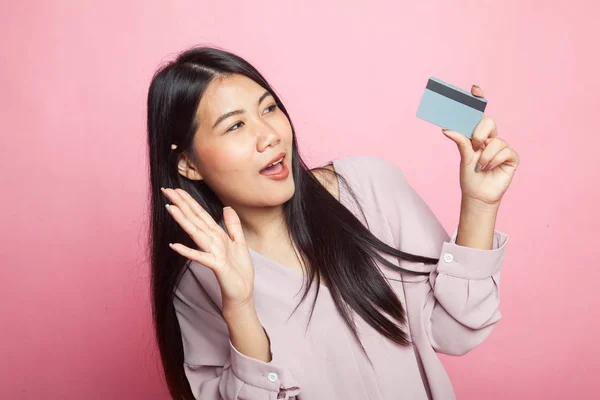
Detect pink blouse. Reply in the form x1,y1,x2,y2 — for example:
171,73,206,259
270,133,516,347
174,155,508,399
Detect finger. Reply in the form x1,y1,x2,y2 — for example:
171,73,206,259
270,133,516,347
441,128,472,150
477,138,509,171
484,147,519,171
471,116,498,151
223,206,246,245
482,147,515,171
165,204,213,252
442,128,475,165
477,137,493,152
173,188,220,232
469,85,491,150
471,85,485,98
168,242,218,271
163,188,211,232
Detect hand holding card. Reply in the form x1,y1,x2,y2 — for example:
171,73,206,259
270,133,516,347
417,81,520,209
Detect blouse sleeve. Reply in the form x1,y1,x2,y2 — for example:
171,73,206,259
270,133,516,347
426,227,507,355
173,263,301,399
350,156,509,356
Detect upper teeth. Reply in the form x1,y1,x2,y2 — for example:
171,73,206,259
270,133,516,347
268,157,283,167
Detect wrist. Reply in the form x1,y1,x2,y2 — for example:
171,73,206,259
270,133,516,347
456,197,499,250
223,301,272,363
222,301,258,325
461,196,501,215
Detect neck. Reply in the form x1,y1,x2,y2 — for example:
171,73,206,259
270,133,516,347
235,204,290,253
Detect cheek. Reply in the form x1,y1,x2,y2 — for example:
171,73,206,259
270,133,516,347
274,114,293,141
208,142,255,177
193,141,248,179
199,152,254,201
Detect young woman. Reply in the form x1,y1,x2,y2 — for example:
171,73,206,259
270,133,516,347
146,46,519,400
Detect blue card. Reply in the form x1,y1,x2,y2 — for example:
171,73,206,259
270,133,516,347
416,77,487,139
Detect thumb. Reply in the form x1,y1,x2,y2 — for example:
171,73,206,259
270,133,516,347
223,206,246,245
442,128,474,159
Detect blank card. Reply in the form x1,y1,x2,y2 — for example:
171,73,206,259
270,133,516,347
416,77,487,139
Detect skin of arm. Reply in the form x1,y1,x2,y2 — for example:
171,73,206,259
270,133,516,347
223,301,272,363
455,197,500,250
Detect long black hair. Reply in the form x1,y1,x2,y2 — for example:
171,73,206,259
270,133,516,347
146,45,440,400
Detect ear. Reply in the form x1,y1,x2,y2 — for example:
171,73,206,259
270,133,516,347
176,156,204,181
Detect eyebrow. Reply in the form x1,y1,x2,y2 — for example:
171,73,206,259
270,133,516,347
211,91,273,129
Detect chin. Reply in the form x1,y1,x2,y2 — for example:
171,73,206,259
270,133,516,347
263,180,295,206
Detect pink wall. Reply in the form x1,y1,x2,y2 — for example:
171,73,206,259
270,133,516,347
2,0,598,398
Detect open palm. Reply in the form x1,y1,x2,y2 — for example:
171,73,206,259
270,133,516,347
162,188,255,311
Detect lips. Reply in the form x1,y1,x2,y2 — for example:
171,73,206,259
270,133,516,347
260,152,286,172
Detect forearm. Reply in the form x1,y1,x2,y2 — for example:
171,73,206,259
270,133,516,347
223,302,272,363
455,197,500,250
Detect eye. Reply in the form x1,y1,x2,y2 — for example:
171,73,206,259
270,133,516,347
226,121,244,133
263,104,278,114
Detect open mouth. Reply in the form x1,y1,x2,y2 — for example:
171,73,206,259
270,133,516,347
260,155,285,175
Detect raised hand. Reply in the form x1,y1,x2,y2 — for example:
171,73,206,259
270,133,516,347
161,188,255,312
441,85,520,206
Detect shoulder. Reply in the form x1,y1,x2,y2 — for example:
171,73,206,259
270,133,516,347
311,155,412,208
334,155,409,189
331,155,420,220
310,155,409,201
334,156,448,259
310,162,340,201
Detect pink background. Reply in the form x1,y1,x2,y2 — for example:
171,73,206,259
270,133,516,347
1,0,598,398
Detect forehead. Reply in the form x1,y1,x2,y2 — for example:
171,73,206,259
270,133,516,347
197,74,266,119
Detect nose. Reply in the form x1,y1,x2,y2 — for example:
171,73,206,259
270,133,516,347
256,121,281,152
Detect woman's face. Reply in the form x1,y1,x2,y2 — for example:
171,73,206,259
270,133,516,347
183,73,295,208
